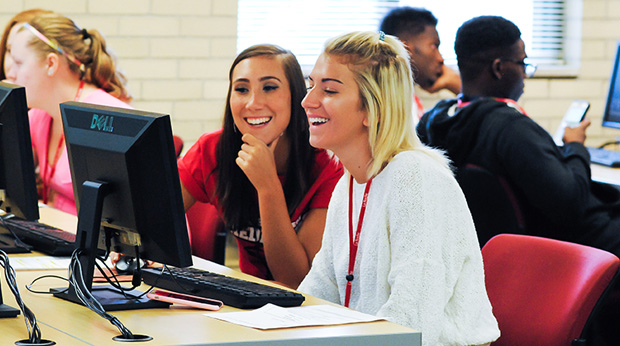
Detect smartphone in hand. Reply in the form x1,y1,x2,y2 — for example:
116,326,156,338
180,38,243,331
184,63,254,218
147,290,223,311
553,99,590,145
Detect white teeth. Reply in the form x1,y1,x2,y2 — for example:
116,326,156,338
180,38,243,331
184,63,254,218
246,117,271,125
309,117,329,125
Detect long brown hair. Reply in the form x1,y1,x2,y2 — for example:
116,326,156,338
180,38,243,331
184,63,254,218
216,44,313,229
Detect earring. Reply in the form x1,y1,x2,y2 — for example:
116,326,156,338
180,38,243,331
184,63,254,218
47,69,53,76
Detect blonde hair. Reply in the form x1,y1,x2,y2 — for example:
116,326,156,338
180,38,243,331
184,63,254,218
24,12,132,102
324,31,448,177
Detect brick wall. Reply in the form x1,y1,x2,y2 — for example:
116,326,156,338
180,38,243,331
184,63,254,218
1,0,618,146
0,0,236,144
417,0,620,147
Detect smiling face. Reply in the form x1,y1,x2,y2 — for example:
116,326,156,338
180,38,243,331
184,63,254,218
302,53,369,156
229,56,291,145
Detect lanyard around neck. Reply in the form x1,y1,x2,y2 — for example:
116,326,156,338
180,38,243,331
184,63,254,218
74,79,85,102
42,80,85,203
457,97,528,116
41,134,64,204
344,174,372,308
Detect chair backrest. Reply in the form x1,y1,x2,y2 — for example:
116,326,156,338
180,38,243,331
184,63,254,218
173,135,227,264
456,164,525,247
172,135,184,157
482,234,620,346
186,202,227,265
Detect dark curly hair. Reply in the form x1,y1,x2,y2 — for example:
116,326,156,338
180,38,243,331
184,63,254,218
379,7,437,40
455,16,521,82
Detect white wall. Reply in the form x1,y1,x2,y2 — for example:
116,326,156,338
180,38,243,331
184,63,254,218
1,0,619,146
0,0,237,144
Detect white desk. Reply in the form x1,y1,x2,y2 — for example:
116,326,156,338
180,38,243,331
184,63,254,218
0,207,421,346
591,164,620,186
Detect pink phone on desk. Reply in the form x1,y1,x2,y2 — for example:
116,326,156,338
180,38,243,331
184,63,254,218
147,290,223,311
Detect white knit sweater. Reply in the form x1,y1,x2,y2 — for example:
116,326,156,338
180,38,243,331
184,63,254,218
298,150,500,346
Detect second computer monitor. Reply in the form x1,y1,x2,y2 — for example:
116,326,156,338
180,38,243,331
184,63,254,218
602,41,620,129
0,82,39,221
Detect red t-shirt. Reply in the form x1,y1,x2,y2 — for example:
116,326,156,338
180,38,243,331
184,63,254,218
177,129,343,279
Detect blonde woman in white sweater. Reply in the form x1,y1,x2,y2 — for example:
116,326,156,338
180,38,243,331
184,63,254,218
298,31,500,346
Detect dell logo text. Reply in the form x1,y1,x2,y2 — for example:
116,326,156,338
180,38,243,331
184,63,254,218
90,114,114,132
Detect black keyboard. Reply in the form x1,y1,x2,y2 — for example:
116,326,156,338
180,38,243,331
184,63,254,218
141,266,305,309
0,218,76,256
587,147,620,167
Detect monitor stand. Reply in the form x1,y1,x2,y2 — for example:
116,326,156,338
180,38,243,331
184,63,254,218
0,233,31,254
0,226,30,318
51,181,168,311
0,214,32,254
0,283,20,318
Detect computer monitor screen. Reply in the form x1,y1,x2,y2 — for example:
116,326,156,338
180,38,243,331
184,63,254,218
54,101,192,310
0,82,39,221
602,41,620,129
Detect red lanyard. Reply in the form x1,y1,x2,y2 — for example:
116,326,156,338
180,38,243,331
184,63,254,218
344,175,372,308
42,80,84,203
414,94,424,120
74,79,85,102
457,97,528,116
41,134,64,204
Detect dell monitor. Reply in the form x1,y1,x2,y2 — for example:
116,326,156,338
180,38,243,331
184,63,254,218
0,82,35,317
52,101,192,311
0,82,39,221
602,41,620,130
0,82,38,254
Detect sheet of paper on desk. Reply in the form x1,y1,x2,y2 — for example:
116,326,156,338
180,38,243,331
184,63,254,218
9,256,71,270
207,303,384,330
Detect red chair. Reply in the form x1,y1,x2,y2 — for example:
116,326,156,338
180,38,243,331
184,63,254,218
186,202,227,265
482,234,619,346
172,134,227,264
173,135,184,157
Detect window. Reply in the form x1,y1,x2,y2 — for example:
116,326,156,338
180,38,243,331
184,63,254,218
237,0,396,70
238,0,581,76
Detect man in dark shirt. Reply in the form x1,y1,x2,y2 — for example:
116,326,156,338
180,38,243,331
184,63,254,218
417,15,620,257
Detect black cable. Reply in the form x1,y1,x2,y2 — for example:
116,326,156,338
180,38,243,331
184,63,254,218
92,257,138,295
157,265,197,293
25,275,69,294
132,246,142,288
86,236,145,298
89,232,140,296
67,249,134,339
0,250,43,344
598,140,620,149
23,250,141,339
90,257,152,299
